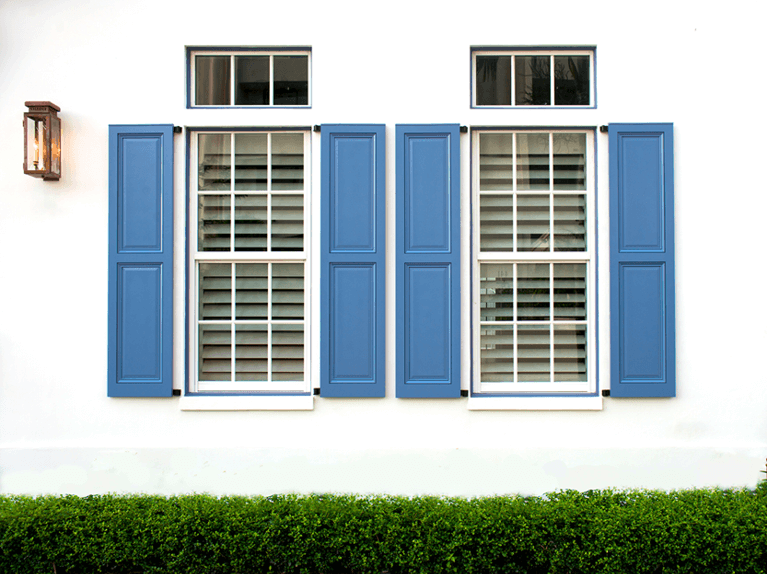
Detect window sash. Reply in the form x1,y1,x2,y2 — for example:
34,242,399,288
190,130,311,394
472,129,596,394
190,49,311,107
472,49,594,108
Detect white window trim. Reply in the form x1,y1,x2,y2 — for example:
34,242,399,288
189,48,312,108
187,129,313,399
471,128,597,398
472,48,595,108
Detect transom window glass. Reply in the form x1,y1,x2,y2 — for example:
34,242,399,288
473,49,594,107
473,130,595,394
190,49,310,107
192,130,310,393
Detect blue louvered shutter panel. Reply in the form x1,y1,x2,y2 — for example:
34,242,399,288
321,125,386,397
108,125,174,397
396,125,461,398
609,123,675,397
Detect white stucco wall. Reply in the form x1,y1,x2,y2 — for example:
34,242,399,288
1,0,766,496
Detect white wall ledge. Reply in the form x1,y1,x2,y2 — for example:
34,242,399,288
467,396,603,411
179,395,314,411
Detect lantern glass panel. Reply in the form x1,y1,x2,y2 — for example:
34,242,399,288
26,117,46,172
50,116,61,176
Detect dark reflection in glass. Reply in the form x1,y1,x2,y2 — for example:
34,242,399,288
274,56,309,105
236,56,270,105
554,56,590,105
196,56,231,105
515,56,550,105
476,56,511,105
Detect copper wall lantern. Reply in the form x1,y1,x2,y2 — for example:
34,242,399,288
23,101,61,180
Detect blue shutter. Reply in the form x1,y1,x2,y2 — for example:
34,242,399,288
609,123,675,397
108,125,174,397
321,125,386,397
396,125,461,398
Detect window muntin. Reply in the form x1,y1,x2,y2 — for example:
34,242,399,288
191,130,310,394
473,49,594,107
473,130,595,394
191,49,310,107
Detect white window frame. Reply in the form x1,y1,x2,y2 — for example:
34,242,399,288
189,48,311,108
472,48,595,108
471,128,597,396
188,129,312,395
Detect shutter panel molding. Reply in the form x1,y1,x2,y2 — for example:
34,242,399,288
320,125,386,397
396,124,461,398
108,125,174,397
609,123,675,397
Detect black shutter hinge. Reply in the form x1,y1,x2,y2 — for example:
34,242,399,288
601,389,610,397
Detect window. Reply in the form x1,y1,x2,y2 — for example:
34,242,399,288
189,48,311,107
191,130,310,394
473,129,596,394
472,48,594,107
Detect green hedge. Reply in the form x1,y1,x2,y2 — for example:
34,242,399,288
2,486,767,573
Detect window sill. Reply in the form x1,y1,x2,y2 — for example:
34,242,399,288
179,395,314,411
467,396,603,411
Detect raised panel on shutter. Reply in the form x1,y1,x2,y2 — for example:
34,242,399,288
321,125,386,397
609,123,675,398
396,125,461,398
108,125,174,397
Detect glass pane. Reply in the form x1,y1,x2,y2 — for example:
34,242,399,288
272,324,304,381
272,195,304,251
479,133,513,191
553,195,586,251
195,56,231,105
554,325,587,381
553,133,586,190
273,56,308,105
554,263,587,321
50,116,61,175
235,324,267,381
517,263,549,321
554,56,590,105
480,195,514,252
199,263,232,320
518,325,550,381
480,327,514,382
271,133,304,190
235,263,267,320
198,133,231,191
235,56,269,105
516,133,549,190
198,195,231,251
480,263,514,322
234,195,267,251
272,263,304,320
515,56,550,105
26,117,46,171
234,133,267,190
199,324,231,381
517,195,550,252
475,56,511,105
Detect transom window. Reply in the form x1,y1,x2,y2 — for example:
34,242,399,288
189,48,310,107
472,49,594,107
473,129,595,394
191,130,310,393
